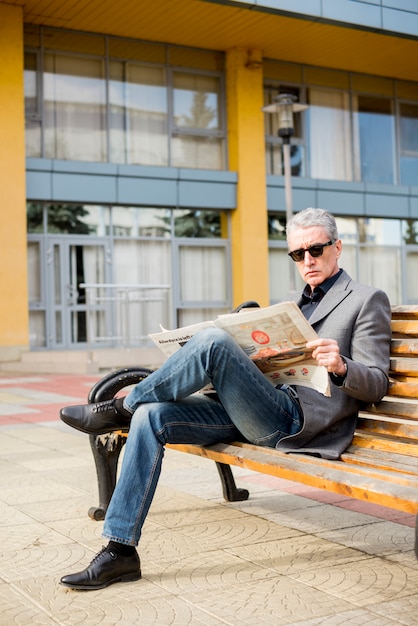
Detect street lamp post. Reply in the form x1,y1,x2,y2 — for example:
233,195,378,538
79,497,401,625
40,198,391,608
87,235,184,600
262,94,308,293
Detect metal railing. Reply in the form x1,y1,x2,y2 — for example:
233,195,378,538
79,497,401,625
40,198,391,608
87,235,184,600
80,283,171,349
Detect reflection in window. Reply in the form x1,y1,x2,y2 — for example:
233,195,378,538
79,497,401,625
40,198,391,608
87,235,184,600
112,207,171,237
35,203,110,235
24,52,41,157
172,72,224,169
403,220,418,244
267,144,304,177
308,88,352,181
43,54,106,161
109,63,168,166
179,245,228,302
353,96,394,184
27,203,45,233
399,102,418,185
264,85,305,176
174,209,223,238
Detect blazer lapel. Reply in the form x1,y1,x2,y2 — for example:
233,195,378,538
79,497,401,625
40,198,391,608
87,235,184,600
307,271,353,326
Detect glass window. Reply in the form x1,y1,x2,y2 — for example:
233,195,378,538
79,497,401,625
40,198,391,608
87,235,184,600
353,96,394,184
27,202,45,233
24,52,41,157
264,85,305,176
307,88,352,181
400,103,418,152
46,204,110,235
172,135,224,169
25,31,225,169
112,207,171,237
359,246,401,304
109,62,168,166
406,252,418,302
178,245,228,302
44,54,106,161
173,209,224,238
403,219,418,244
171,72,224,169
173,72,220,130
399,102,418,185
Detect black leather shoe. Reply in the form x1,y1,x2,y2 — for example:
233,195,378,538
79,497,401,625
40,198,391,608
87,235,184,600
59,398,132,435
60,545,141,590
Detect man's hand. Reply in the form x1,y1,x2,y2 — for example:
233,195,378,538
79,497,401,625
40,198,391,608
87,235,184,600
306,338,346,375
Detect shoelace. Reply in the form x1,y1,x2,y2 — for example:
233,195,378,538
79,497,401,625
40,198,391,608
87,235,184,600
90,546,117,565
91,400,117,414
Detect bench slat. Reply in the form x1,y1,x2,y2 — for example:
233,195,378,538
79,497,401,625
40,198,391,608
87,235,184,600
342,446,418,475
350,431,418,457
391,339,418,356
365,400,418,420
356,415,418,439
390,357,418,377
167,442,418,513
387,380,418,398
391,306,418,320
391,320,418,336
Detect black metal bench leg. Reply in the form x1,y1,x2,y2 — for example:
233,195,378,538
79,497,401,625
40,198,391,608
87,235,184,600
88,433,127,520
215,462,249,502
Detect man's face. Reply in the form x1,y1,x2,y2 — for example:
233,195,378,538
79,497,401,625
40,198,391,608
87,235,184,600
287,226,342,290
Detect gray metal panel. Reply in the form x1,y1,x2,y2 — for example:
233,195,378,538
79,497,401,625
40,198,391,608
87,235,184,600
317,189,365,216
410,194,418,218
118,174,177,207
118,164,178,180
26,170,52,200
52,172,117,203
178,180,236,209
365,191,409,217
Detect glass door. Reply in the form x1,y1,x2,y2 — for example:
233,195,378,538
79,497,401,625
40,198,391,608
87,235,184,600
47,238,111,348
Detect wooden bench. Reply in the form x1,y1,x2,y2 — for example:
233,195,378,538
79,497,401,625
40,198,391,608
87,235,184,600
87,305,418,555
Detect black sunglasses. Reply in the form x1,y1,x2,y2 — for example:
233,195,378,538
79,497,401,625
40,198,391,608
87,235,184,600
288,239,335,262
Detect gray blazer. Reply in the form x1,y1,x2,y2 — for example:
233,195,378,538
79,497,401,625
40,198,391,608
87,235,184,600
276,270,391,459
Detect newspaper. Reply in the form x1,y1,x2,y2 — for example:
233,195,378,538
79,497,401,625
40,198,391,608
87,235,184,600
149,301,330,396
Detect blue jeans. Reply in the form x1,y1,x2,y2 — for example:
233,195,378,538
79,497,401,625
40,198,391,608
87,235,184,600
103,327,303,545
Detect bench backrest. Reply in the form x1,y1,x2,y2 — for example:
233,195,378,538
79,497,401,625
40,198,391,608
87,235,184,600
352,305,418,463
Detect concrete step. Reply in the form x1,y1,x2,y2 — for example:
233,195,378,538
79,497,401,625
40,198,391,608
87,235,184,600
0,347,165,375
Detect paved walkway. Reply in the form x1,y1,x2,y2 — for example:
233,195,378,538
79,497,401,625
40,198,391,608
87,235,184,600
1,373,418,625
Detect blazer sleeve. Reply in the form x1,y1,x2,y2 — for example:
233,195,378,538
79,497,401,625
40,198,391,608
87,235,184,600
338,288,391,403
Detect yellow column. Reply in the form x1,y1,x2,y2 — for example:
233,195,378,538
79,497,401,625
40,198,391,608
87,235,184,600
226,48,270,307
0,5,29,360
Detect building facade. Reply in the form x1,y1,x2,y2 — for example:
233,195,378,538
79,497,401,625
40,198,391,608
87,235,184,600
1,0,418,364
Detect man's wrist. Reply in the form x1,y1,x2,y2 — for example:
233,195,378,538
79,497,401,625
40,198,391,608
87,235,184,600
331,356,347,379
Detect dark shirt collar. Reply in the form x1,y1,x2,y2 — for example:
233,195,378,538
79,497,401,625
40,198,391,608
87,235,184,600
302,268,343,302
300,269,343,319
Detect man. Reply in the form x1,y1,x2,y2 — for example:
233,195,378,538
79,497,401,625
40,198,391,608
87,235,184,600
59,208,391,590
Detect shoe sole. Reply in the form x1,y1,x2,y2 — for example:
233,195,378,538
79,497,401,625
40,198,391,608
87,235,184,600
60,570,142,590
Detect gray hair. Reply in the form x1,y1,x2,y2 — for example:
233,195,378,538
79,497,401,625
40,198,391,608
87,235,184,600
286,208,339,241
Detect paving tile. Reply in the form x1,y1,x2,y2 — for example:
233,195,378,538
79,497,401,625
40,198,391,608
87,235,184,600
289,557,418,606
183,577,359,625
145,548,278,595
226,534,370,575
263,501,383,533
366,596,418,626
289,608,401,625
0,582,54,625
14,576,228,626
15,496,98,523
318,520,415,555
